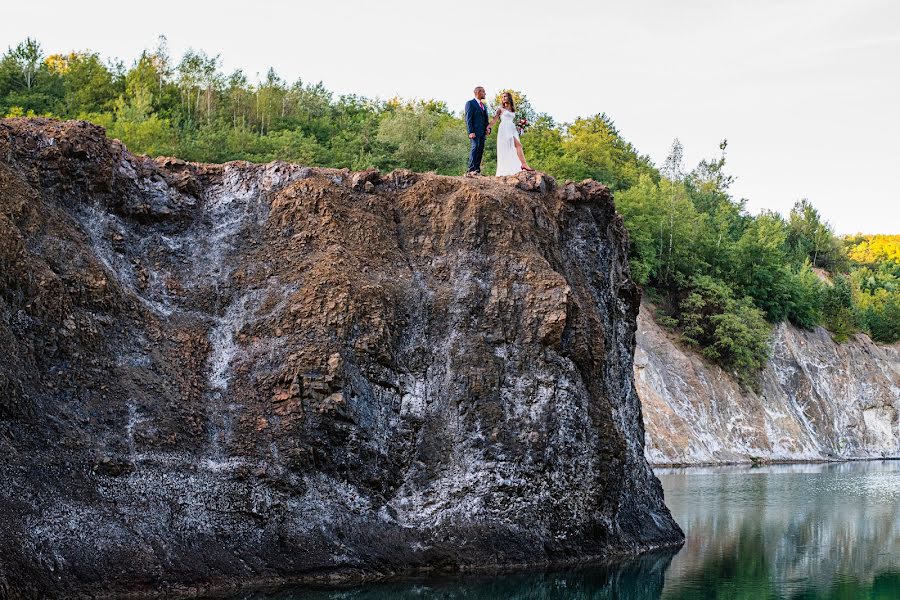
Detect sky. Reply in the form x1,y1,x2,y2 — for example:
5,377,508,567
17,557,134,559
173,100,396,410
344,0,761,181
3,0,898,234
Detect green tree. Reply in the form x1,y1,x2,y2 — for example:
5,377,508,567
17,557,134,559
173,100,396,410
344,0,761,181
615,170,705,288
787,199,845,271
1,38,64,115
685,140,747,278
821,274,856,342
785,261,824,330
7,38,42,91
678,275,771,389
102,87,177,156
556,113,656,190
176,49,219,124
51,52,121,115
615,174,665,284
850,258,900,342
732,211,794,321
377,103,467,174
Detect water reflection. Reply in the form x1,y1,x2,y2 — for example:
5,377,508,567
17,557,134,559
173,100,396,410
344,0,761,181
657,460,900,599
232,551,673,599
219,461,900,599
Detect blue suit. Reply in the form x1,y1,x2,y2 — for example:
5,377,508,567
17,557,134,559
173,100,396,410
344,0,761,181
465,98,489,173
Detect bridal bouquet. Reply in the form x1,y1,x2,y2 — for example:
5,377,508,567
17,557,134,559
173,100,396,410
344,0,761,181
516,117,530,135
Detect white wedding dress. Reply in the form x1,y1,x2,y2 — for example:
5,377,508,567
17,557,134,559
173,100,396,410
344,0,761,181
496,108,522,176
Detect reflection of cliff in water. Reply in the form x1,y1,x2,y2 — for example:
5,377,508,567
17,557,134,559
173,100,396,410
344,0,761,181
231,550,678,600
657,461,900,599
222,462,899,599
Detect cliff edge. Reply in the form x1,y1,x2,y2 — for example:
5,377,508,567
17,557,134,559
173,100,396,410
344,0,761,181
0,118,682,598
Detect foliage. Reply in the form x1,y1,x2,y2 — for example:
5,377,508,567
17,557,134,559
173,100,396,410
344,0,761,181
377,101,467,173
615,172,704,287
50,51,123,115
677,275,771,389
821,274,856,342
845,234,900,265
1,36,894,370
785,262,824,330
553,114,657,190
731,211,795,322
845,235,900,342
786,199,846,271
6,38,43,91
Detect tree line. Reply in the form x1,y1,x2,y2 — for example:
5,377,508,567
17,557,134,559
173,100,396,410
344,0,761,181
2,37,897,387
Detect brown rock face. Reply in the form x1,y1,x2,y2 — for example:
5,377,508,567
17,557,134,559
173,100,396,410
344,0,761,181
0,118,682,599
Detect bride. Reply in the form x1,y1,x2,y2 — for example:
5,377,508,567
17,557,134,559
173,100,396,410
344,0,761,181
489,92,535,176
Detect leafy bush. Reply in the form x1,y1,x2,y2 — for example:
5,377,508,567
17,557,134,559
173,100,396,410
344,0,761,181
785,262,824,330
821,275,857,342
376,103,467,174
677,275,771,389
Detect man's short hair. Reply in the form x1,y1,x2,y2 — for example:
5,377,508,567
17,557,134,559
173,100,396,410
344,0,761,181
474,86,484,94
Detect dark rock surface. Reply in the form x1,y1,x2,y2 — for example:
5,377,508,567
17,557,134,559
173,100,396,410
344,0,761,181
0,118,682,599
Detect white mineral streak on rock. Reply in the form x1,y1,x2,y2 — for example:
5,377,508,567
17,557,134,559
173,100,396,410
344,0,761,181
206,289,257,392
638,302,900,465
81,158,309,465
80,204,176,317
399,379,426,419
198,164,308,458
125,401,145,456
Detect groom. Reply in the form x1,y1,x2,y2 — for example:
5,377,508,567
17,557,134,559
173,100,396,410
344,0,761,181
465,86,490,176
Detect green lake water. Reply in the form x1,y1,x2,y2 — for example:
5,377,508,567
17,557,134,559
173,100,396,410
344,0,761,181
225,460,900,599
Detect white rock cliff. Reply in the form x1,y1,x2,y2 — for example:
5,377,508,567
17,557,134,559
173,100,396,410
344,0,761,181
637,302,900,465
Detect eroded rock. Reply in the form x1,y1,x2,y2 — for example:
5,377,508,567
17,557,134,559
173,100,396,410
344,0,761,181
637,302,900,465
0,118,682,599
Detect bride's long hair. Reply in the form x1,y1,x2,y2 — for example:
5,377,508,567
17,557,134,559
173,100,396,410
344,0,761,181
501,92,516,112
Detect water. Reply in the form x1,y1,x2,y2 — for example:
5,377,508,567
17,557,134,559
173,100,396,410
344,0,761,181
656,460,900,599
222,460,900,599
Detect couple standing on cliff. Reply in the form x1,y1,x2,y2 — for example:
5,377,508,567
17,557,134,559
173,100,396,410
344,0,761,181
465,86,535,177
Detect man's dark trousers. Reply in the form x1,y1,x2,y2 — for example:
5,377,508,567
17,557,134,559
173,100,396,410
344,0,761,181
465,97,489,173
468,135,486,173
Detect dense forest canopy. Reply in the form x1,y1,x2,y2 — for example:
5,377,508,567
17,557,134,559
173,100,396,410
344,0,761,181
2,36,897,385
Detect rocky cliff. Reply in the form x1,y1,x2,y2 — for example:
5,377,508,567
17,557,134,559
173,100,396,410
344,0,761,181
637,303,900,465
0,118,682,599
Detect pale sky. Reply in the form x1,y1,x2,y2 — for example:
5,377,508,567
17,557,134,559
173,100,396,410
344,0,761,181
4,0,899,233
